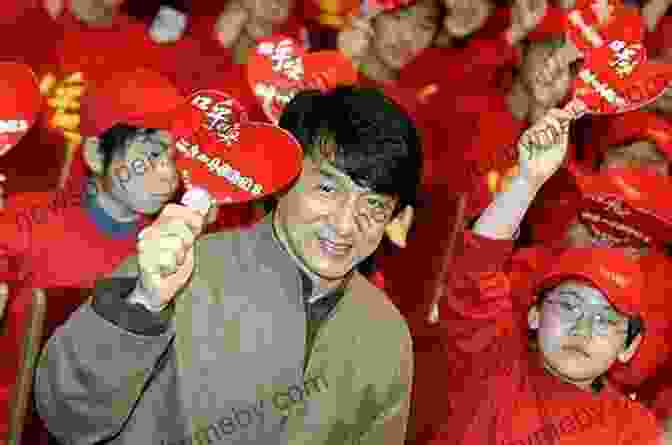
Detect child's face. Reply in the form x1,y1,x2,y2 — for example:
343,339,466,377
532,281,631,383
242,0,293,25
522,42,572,107
372,0,441,70
104,130,179,215
442,0,493,38
600,140,669,176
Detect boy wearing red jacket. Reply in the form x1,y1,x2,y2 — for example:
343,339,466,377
430,109,664,444
0,68,182,289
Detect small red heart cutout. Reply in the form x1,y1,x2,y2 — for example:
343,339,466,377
572,41,672,115
566,0,644,54
247,35,359,124
0,62,42,157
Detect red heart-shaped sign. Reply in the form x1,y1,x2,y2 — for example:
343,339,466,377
566,0,643,53
173,90,303,204
247,35,359,124
0,62,42,157
571,41,672,115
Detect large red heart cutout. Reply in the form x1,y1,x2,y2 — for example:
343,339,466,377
0,62,42,157
571,41,672,115
247,35,359,124
173,89,303,204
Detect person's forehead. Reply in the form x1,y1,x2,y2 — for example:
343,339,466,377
122,130,172,153
552,280,611,307
306,155,364,188
400,1,441,21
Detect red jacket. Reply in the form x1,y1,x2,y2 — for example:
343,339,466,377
429,231,661,445
0,179,144,289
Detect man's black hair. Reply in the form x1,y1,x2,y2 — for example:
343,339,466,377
278,86,423,217
98,124,160,174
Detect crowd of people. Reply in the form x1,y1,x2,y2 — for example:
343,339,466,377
1,0,672,444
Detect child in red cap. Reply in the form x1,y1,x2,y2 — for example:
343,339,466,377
430,108,664,445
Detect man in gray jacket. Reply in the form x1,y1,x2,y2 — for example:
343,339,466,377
35,86,421,444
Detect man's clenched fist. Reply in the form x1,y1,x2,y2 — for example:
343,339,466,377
135,204,207,309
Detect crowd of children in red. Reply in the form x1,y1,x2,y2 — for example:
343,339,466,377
1,0,672,443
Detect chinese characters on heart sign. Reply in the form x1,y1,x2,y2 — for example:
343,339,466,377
175,136,264,197
253,39,329,121
608,40,643,79
0,119,28,155
190,94,242,146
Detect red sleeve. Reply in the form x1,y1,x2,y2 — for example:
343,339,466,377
436,231,522,362
400,34,519,93
526,6,569,41
617,404,663,445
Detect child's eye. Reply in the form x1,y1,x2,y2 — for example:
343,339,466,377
560,302,578,312
367,198,385,210
318,182,337,193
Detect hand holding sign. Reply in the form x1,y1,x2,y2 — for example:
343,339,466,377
518,108,573,190
247,36,359,124
138,89,304,306
535,0,642,85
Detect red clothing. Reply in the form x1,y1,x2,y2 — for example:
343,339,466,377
429,231,661,445
0,181,145,289
398,26,524,217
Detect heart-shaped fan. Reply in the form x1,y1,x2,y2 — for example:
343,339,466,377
174,89,303,206
564,40,672,119
0,62,42,157
247,35,359,124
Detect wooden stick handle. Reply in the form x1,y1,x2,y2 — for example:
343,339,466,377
427,193,468,325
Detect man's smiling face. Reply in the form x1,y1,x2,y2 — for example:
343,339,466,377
274,149,398,283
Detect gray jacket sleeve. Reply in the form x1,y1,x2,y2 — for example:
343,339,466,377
34,264,176,444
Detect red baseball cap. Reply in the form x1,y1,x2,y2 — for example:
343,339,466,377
79,67,198,138
0,61,42,157
533,248,645,317
532,248,672,386
573,166,672,247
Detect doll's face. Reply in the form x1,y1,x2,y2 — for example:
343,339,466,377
522,41,572,107
442,0,493,37
530,281,635,385
372,0,442,70
600,140,669,176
